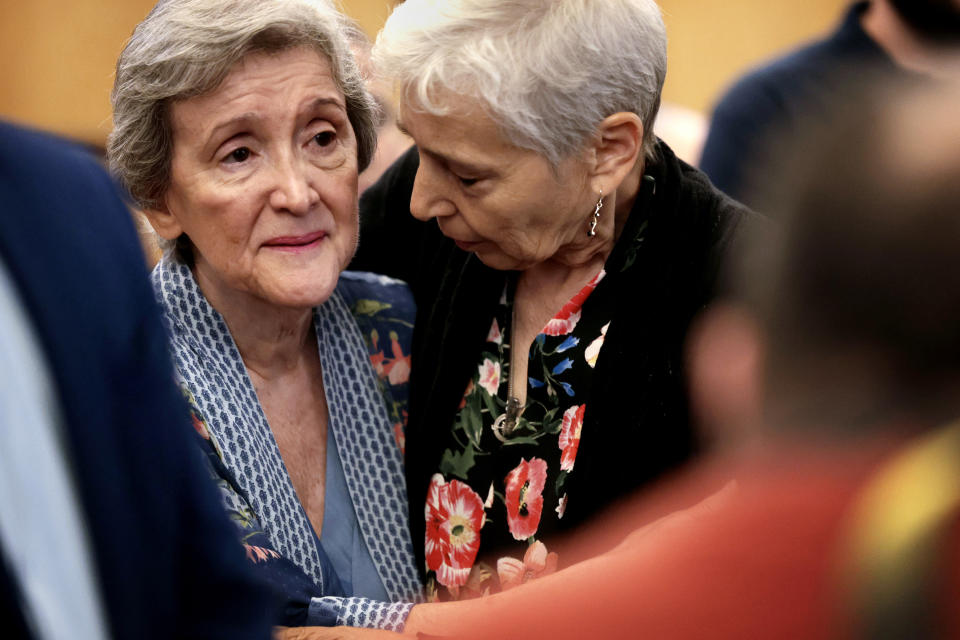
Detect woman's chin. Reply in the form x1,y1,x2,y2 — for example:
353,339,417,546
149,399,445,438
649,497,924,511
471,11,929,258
252,251,347,308
473,249,533,272
259,271,340,310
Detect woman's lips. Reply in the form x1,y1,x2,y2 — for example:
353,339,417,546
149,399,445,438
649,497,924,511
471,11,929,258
438,221,481,252
263,230,327,253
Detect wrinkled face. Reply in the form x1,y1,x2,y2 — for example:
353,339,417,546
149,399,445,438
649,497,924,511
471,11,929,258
398,93,596,271
162,47,359,311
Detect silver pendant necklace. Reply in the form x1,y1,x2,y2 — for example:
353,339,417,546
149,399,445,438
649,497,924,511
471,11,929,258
492,297,523,442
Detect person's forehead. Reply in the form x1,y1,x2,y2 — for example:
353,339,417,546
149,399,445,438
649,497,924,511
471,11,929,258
397,92,521,164
168,48,346,136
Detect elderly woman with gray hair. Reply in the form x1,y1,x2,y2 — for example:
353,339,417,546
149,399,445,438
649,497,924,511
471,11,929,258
108,0,422,631
352,0,754,602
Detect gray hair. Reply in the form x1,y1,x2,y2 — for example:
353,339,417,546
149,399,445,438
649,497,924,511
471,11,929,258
108,0,378,212
372,0,667,166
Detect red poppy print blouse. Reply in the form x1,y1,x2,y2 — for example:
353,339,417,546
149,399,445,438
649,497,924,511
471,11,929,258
424,269,611,601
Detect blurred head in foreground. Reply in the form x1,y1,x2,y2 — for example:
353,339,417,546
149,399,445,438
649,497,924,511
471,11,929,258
691,77,960,444
682,77,960,640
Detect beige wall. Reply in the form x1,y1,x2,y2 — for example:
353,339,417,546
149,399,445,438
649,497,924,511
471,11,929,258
0,0,157,146
0,0,852,147
659,0,851,112
0,0,396,147
343,0,401,38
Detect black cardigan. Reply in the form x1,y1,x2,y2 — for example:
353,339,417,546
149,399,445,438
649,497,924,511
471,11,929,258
352,140,753,575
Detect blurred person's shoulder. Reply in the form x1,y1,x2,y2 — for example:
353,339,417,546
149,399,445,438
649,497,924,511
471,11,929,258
0,120,118,203
713,3,884,117
0,119,155,360
0,120,138,250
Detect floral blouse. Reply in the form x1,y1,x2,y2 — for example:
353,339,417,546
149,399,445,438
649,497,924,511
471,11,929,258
425,269,611,600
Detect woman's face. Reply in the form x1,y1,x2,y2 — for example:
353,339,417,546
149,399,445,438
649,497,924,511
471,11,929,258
158,47,359,310
398,94,597,271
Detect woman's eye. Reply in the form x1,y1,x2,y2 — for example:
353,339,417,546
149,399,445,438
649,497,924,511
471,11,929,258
225,147,250,163
313,131,336,147
458,176,479,187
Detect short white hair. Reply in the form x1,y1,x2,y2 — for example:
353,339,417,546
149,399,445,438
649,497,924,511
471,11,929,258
373,0,667,165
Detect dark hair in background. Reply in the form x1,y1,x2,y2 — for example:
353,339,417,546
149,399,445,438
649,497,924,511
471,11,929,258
727,76,960,427
888,0,960,45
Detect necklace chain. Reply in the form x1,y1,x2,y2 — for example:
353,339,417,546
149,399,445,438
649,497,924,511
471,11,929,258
492,298,523,442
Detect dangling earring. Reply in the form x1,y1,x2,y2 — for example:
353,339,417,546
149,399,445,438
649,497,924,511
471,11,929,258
587,190,603,237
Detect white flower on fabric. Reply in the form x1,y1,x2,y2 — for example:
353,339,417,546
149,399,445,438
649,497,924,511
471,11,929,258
478,358,501,396
484,482,496,509
482,481,495,527
584,322,610,368
486,318,503,345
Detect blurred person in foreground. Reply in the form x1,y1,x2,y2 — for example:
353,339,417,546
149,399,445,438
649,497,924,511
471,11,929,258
0,120,273,638
701,0,960,208
351,0,754,601
363,78,960,639
109,0,422,630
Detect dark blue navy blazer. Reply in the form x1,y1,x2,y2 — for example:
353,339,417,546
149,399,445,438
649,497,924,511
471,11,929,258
699,2,905,207
0,121,274,639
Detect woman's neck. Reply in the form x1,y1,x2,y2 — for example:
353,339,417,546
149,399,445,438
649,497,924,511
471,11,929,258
193,267,316,379
227,307,316,381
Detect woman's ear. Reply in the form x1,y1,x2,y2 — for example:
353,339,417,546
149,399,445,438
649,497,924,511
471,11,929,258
589,112,643,190
140,202,183,241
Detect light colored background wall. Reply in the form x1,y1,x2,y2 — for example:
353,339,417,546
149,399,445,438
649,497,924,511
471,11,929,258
0,0,851,148
658,0,850,111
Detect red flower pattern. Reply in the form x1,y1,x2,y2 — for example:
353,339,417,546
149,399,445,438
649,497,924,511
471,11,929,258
369,329,386,376
558,404,585,471
431,265,611,600
393,421,406,456
458,380,475,410
425,474,485,588
542,269,606,336
190,412,211,440
369,329,411,385
244,544,280,564
504,457,548,540
542,308,581,337
383,331,411,385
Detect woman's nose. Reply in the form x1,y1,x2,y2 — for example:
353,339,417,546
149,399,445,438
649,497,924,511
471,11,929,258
409,162,456,222
269,153,319,215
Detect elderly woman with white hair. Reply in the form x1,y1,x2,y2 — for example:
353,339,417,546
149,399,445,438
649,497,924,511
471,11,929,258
108,0,422,631
352,0,754,601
